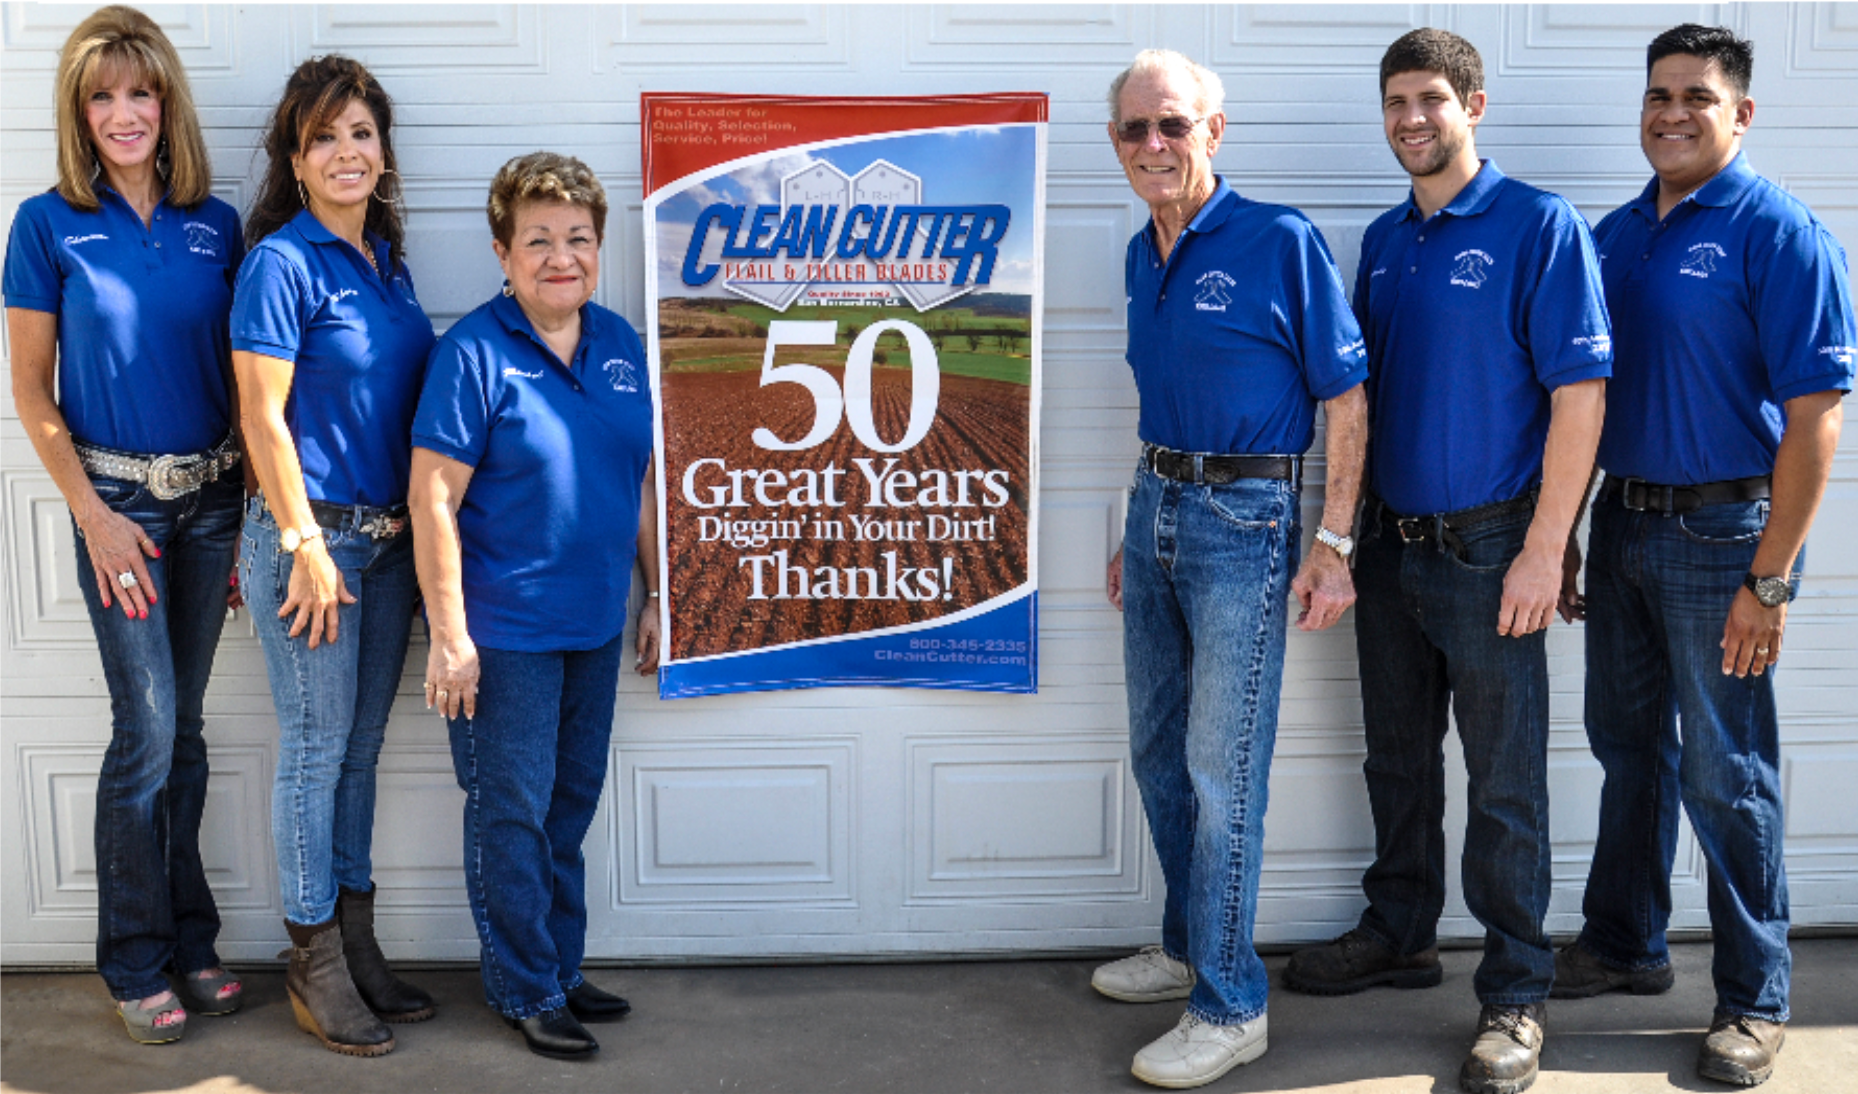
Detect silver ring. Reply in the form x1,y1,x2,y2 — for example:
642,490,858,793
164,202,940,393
1756,647,1771,655
117,571,139,590
437,688,449,698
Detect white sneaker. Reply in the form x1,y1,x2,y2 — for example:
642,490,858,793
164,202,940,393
1092,945,1196,1002
1131,1012,1268,1089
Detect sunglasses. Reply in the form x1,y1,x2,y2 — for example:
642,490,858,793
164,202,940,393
1115,115,1204,143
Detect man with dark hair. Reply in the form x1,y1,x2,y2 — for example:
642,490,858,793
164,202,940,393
1284,28,1612,1094
1554,23,1853,1088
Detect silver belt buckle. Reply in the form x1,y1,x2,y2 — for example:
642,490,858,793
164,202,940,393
146,455,186,500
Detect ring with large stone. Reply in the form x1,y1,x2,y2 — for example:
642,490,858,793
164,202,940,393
117,571,139,590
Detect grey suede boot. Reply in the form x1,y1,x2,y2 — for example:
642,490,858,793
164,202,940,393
337,885,436,1022
284,918,395,1056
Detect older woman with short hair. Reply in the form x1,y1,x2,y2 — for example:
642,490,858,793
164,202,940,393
410,152,659,1060
4,4,245,1043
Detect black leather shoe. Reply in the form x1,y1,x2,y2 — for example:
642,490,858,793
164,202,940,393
506,1007,598,1060
566,980,632,1022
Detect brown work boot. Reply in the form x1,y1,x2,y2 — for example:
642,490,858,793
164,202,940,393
1283,928,1442,995
1698,1013,1785,1087
283,918,395,1056
1550,940,1674,998
337,885,436,1022
1459,1002,1545,1094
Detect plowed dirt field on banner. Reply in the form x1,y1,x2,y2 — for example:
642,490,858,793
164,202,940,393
661,365,1030,660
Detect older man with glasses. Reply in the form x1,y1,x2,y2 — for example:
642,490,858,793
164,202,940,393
1092,48,1370,1089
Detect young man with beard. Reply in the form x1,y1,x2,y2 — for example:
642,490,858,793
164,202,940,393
1282,30,1611,1094
1553,25,1853,1088
1093,48,1369,1090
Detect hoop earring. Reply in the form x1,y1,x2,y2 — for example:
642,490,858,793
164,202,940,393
371,166,397,206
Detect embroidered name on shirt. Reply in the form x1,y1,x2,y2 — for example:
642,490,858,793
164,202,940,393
1821,344,1857,367
1572,333,1613,357
184,222,221,257
1370,267,1388,279
1680,243,1727,279
1193,270,1235,312
1449,250,1494,289
602,358,640,393
503,367,544,380
1338,338,1366,362
63,234,108,246
329,288,359,304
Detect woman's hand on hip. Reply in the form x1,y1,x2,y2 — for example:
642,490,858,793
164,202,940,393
282,538,354,648
426,632,479,719
79,505,160,619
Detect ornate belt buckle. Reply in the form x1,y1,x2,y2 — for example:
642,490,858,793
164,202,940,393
146,455,185,500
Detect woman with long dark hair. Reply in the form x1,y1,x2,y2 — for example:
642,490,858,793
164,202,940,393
232,54,435,1057
4,5,245,1044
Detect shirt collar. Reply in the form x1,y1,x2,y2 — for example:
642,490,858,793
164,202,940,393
1628,151,1759,222
1400,159,1507,222
290,208,390,268
490,291,601,357
1145,177,1237,257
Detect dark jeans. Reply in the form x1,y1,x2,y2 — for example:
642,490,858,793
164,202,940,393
1577,493,1792,1021
74,476,241,1002
1122,462,1299,1025
447,635,624,1019
1351,501,1554,1004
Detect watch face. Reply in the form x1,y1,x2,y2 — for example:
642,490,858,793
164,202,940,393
280,528,301,553
1755,577,1791,607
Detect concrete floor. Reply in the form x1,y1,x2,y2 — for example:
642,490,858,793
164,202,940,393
2,939,1853,1094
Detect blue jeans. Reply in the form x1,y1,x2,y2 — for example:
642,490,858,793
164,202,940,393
1122,462,1297,1025
1577,493,1792,1021
75,476,241,1002
1351,500,1554,1004
447,636,624,1019
240,498,419,925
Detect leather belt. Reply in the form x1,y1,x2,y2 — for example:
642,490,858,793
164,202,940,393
75,436,240,500
307,500,409,540
1145,445,1296,484
1600,474,1770,515
1371,490,1538,555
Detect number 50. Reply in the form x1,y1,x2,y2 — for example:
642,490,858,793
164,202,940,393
751,319,941,454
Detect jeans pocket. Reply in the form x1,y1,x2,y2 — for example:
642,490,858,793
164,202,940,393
1444,513,1530,574
1204,481,1289,531
1678,500,1767,545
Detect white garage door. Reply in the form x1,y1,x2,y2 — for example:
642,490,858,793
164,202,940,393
4,3,1854,965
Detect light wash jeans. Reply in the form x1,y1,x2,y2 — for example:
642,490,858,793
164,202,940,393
1577,493,1793,1021
446,636,624,1019
240,498,418,925
75,476,242,1001
1122,460,1298,1025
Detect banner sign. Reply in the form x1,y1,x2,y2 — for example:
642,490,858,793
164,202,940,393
643,93,1046,699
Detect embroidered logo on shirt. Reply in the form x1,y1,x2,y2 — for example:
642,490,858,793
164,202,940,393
183,221,221,257
1193,270,1235,312
1338,338,1366,363
503,367,544,380
602,358,641,393
1821,344,1857,367
63,233,108,246
1680,243,1726,279
1449,250,1494,289
1572,333,1613,358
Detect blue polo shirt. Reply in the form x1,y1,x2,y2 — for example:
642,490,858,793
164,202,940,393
1594,154,1856,485
412,293,653,653
1357,161,1613,516
1125,178,1367,455
4,187,243,455
231,210,435,507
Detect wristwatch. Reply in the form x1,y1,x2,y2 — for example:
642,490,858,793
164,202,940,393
1743,572,1794,608
278,525,324,554
1314,525,1355,560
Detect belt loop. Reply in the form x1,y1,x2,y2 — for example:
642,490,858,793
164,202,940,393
1192,454,1204,484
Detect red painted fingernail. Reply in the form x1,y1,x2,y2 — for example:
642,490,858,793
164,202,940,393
152,547,161,558
139,609,147,620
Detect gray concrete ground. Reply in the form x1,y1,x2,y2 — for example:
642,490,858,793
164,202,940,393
2,939,1853,1094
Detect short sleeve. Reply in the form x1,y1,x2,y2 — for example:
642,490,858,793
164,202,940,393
1525,202,1614,389
220,202,247,276
2,199,62,314
1754,224,1857,402
230,246,309,360
411,335,491,468
1285,219,1368,401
